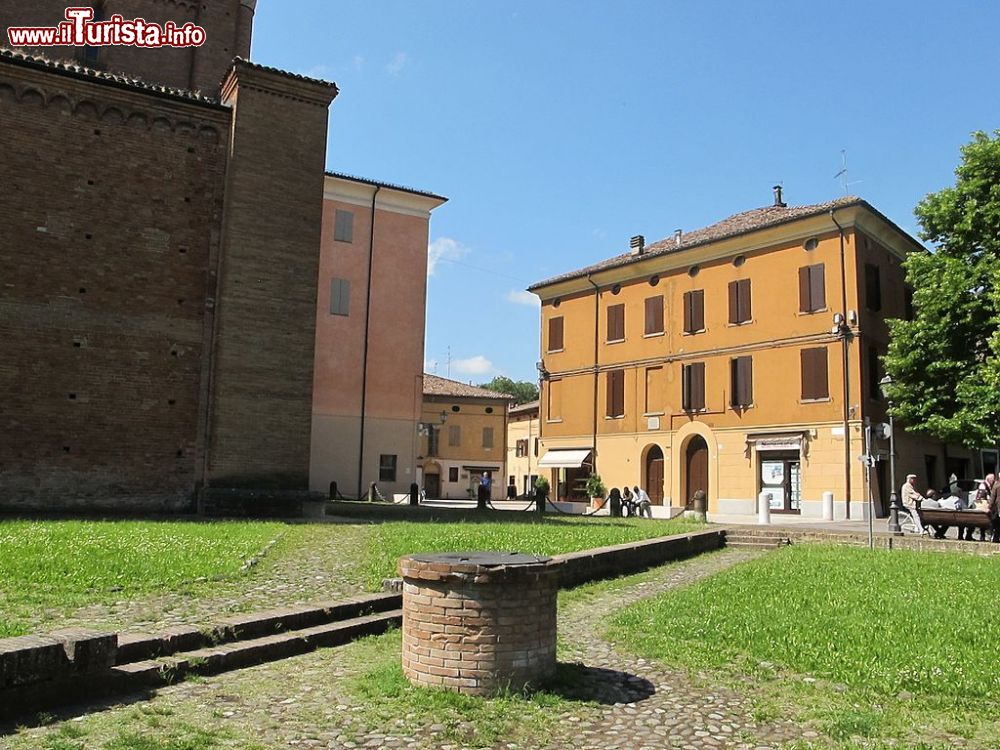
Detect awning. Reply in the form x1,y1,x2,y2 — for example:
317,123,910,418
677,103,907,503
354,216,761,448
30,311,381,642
462,465,501,472
537,449,593,468
746,432,805,452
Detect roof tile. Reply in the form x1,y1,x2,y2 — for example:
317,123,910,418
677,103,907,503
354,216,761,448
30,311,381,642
423,374,512,401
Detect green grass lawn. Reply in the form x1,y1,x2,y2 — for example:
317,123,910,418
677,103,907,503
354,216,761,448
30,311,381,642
612,544,1000,748
361,515,704,588
0,520,285,638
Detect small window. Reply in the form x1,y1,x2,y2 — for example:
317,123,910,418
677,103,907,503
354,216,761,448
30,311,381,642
865,263,882,312
448,425,461,447
649,275,660,287
611,283,622,295
730,356,753,408
798,264,826,313
682,362,706,412
553,298,562,308
485,406,494,414
800,347,829,400
688,265,700,277
644,295,664,335
533,437,539,457
548,316,564,352
733,255,746,267
606,369,625,418
448,467,459,482
804,237,819,252
330,278,350,316
482,427,494,449
451,405,460,412
379,454,397,482
334,209,354,243
607,303,625,342
683,290,705,333
728,279,752,324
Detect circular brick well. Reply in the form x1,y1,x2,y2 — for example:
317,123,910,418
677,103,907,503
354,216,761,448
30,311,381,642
399,551,559,696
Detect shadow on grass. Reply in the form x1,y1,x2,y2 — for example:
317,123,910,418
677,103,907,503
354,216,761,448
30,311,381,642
0,688,159,736
543,661,656,705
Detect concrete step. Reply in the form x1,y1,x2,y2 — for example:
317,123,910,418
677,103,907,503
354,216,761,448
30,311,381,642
723,534,790,545
112,609,402,690
724,541,785,550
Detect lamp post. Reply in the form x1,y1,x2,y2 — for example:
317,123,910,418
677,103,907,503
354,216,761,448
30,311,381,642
880,374,902,535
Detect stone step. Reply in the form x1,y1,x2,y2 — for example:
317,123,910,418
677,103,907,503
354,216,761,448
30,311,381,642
724,541,785,550
111,609,403,690
723,534,790,545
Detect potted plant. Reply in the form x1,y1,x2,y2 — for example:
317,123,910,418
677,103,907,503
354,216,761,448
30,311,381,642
534,476,550,498
585,474,607,507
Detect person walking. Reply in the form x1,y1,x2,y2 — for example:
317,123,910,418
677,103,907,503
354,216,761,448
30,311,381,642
633,485,653,519
900,474,923,509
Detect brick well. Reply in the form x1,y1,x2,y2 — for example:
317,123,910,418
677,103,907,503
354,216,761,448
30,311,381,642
399,552,559,696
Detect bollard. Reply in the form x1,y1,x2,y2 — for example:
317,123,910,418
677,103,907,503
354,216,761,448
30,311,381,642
822,491,834,521
409,482,419,506
608,488,621,518
535,487,546,514
329,481,337,501
758,491,772,525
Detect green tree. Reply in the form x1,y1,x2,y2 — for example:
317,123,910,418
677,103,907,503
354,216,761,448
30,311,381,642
883,130,1000,447
478,376,539,405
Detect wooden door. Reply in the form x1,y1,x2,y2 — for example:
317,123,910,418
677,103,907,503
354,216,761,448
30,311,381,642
685,436,709,508
646,446,664,505
425,473,440,499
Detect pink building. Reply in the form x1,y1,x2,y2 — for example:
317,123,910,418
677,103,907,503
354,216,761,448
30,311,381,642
311,172,447,499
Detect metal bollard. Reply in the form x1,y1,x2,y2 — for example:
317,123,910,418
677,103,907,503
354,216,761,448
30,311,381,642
329,481,337,501
822,491,834,521
409,482,419,506
535,487,546,514
758,491,772,525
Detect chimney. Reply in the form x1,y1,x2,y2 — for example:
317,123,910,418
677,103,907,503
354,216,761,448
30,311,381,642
773,185,786,207
630,235,645,256
673,229,683,247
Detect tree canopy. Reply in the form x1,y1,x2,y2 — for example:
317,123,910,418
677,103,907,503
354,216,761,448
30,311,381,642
883,130,1000,447
479,376,539,405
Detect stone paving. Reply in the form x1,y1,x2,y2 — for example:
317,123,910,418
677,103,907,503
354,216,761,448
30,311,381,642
2,546,815,749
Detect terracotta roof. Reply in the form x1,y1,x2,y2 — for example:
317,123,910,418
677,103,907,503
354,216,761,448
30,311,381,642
231,57,338,92
423,374,513,401
325,171,448,202
528,195,865,290
0,46,222,105
510,400,540,415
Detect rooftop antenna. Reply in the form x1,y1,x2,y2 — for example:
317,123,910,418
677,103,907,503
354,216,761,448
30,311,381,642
834,149,864,195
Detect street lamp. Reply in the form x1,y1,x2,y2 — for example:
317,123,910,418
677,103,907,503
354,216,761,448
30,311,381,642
880,374,902,535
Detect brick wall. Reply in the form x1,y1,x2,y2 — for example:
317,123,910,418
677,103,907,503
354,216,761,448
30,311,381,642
0,59,230,511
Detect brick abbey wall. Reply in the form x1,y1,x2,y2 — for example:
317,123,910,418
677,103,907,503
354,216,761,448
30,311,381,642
0,61,231,511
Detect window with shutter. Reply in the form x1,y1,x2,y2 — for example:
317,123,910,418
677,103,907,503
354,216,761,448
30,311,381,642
482,427,494,449
684,290,705,333
800,347,829,400
730,356,752,408
548,316,564,352
607,304,625,342
334,210,354,243
448,425,461,447
606,369,625,417
330,278,350,316
729,280,751,324
865,264,882,311
798,264,825,313
682,362,705,411
644,296,664,335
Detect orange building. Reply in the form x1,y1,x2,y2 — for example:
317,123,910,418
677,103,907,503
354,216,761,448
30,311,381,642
311,174,447,499
529,190,989,519
506,401,541,498
418,375,511,500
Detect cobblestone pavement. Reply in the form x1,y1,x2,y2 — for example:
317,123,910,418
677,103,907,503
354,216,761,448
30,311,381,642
3,547,815,750
24,523,372,636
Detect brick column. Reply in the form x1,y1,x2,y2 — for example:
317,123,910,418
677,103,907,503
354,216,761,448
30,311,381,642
399,552,559,696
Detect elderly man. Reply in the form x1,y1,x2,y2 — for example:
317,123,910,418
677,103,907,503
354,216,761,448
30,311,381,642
900,474,923,509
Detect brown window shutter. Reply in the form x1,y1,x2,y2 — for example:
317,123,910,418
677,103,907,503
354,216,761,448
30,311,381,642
549,316,563,351
740,279,751,322
728,281,739,324
801,348,829,400
730,359,739,407
741,356,752,406
693,290,704,331
681,365,691,410
606,370,615,416
616,370,625,416
693,362,705,410
645,296,663,335
683,292,692,333
607,304,625,341
800,349,814,400
811,264,826,311
799,266,811,312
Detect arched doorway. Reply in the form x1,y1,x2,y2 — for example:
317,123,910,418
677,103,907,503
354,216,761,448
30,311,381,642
685,436,709,508
645,445,665,505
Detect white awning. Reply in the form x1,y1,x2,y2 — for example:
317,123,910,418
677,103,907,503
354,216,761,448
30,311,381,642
537,449,592,468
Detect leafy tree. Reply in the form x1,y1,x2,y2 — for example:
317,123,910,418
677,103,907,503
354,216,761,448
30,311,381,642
479,376,539,405
883,130,1000,447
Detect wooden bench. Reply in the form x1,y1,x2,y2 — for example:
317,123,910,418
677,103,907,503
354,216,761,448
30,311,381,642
916,508,991,536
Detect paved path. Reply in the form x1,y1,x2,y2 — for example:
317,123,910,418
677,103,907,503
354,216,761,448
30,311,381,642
4,547,813,749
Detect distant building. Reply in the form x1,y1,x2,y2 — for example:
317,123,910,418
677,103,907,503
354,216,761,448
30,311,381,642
506,401,540,497
311,175,447,500
529,190,989,518
419,375,512,501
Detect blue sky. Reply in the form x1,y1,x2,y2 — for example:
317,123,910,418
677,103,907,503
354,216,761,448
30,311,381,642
254,1,1000,384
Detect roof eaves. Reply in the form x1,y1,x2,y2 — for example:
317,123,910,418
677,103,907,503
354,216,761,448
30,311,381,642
326,171,448,203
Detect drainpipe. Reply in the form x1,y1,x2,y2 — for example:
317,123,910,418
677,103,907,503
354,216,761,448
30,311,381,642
357,185,381,498
586,275,600,475
830,209,852,519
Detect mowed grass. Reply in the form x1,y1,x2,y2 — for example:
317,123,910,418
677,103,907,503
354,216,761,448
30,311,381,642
613,544,1000,748
362,515,704,588
0,520,285,637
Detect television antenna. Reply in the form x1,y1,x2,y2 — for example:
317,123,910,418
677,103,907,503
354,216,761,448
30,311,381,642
834,149,864,194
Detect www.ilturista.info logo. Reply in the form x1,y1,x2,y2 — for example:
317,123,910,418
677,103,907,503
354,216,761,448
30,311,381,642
7,7,207,49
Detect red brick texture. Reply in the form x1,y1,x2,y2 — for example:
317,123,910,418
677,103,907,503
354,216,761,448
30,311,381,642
399,557,559,696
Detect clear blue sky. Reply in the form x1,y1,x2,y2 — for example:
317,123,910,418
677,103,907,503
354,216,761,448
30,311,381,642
254,1,1000,384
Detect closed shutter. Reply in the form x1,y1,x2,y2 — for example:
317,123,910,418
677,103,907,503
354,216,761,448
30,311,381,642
692,290,704,331
607,304,625,341
810,264,825,310
729,280,751,323
800,347,829,400
683,363,705,411
645,296,663,335
548,316,564,351
483,427,494,448
728,281,739,324
798,266,811,312
606,369,624,417
448,425,461,446
730,356,752,407
683,292,693,333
